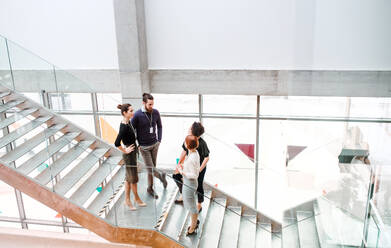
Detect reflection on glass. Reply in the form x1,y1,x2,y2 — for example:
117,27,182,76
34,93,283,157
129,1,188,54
350,97,391,118
203,95,257,116
7,40,56,92
260,96,348,117
153,93,198,114
49,93,92,111
96,93,121,112
21,92,41,105
158,117,199,167
202,118,256,207
61,115,95,135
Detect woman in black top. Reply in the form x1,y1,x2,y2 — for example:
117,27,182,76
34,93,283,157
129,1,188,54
173,122,210,212
115,104,146,210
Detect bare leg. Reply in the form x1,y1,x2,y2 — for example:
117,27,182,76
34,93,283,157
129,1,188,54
124,182,136,210
188,213,199,233
131,183,146,207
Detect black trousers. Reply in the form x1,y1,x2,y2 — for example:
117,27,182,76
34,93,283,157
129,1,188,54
172,167,207,203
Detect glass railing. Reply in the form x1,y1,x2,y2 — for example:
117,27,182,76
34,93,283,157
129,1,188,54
365,164,391,247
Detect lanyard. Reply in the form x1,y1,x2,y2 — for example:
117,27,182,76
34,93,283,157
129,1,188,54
143,110,153,127
127,121,139,147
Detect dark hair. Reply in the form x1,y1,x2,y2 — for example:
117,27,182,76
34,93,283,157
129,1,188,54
142,93,154,103
191,122,205,137
117,103,131,116
185,135,199,150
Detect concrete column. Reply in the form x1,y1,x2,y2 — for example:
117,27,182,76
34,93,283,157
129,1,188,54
113,0,150,109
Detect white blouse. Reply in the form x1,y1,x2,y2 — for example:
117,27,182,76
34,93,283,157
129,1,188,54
180,150,200,179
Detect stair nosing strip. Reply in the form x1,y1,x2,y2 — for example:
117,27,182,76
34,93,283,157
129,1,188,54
0,108,38,129
0,123,66,164
87,166,125,215
34,140,95,185
17,131,81,175
53,148,109,196
0,115,53,149
69,156,122,206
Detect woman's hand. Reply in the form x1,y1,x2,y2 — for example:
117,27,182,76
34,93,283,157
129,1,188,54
125,144,135,154
176,163,183,174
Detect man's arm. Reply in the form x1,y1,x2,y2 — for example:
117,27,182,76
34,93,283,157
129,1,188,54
131,112,138,130
156,110,162,142
200,156,209,172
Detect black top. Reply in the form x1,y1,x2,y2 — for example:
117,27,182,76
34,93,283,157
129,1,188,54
114,122,136,147
182,137,210,165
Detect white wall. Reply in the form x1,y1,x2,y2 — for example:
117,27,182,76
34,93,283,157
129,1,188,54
145,0,391,70
0,0,118,69
1,0,390,70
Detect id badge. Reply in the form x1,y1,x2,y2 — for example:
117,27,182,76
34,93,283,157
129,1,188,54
150,127,153,134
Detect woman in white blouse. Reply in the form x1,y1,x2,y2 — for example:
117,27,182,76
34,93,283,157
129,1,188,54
177,135,200,235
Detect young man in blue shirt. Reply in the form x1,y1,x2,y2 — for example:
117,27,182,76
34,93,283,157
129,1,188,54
131,93,167,199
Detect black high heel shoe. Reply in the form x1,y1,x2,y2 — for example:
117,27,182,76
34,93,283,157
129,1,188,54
186,220,200,236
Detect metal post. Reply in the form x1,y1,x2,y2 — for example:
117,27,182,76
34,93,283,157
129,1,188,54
198,94,203,123
361,165,376,248
91,92,105,188
91,92,102,138
0,99,28,229
41,90,69,233
4,38,15,90
254,95,260,209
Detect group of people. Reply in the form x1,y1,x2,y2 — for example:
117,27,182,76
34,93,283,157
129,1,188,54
114,93,209,236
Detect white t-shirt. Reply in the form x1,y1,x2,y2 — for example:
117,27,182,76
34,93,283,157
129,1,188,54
180,150,200,179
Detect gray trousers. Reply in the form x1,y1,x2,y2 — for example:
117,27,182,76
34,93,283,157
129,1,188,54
139,141,165,189
183,177,198,214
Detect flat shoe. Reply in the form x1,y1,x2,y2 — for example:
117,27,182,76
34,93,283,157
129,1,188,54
137,201,147,207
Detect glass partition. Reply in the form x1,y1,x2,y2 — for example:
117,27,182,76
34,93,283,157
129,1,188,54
0,36,13,89
0,33,390,247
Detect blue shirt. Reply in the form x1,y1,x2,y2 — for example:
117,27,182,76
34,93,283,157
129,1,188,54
131,107,162,146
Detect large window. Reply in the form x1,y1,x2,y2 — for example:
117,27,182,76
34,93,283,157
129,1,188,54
1,91,390,233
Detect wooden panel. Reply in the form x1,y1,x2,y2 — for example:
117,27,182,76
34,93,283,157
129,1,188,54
0,163,183,248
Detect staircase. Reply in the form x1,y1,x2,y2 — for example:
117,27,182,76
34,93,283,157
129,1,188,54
0,85,285,247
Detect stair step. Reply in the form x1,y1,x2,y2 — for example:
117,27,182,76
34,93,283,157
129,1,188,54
160,193,190,240
53,148,109,195
282,218,300,248
70,155,122,206
256,224,272,248
175,190,213,248
0,115,53,149
35,140,95,185
238,215,257,248
0,108,38,129
296,211,320,248
182,190,213,248
87,166,125,215
0,123,66,165
0,99,25,113
218,206,242,248
17,132,81,175
272,233,282,248
198,197,227,248
0,91,11,99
